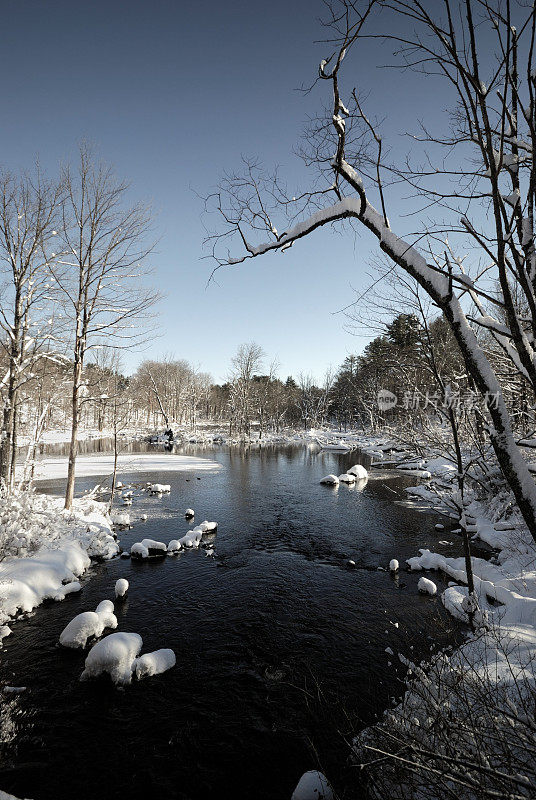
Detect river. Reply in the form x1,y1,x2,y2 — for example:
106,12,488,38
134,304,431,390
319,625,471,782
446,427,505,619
0,442,463,800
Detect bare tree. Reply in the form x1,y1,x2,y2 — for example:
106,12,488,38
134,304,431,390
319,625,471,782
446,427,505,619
0,167,64,488
53,145,158,509
228,341,265,437
207,0,536,544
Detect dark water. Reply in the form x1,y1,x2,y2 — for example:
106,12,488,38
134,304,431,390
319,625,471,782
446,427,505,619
0,444,463,800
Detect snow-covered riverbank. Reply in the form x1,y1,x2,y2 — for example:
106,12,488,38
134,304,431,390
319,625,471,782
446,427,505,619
0,491,118,646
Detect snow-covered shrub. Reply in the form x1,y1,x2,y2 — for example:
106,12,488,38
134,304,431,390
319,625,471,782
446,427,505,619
355,623,536,800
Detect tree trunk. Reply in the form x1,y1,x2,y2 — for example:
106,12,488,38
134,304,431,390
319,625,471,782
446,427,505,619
65,360,82,510
9,401,19,489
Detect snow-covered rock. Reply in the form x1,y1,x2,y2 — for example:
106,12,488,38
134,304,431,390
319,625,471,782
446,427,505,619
115,578,129,598
348,464,368,479
178,528,203,548
198,520,217,532
130,539,167,560
134,648,176,679
59,601,117,649
389,559,399,572
167,539,182,553
110,510,130,527
291,770,333,800
59,611,105,649
95,599,118,630
81,632,143,685
320,474,339,485
338,473,357,483
0,625,12,643
185,508,195,518
418,577,437,596
150,483,171,494
130,542,149,559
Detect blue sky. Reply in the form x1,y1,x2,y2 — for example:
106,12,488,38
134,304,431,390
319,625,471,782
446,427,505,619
0,0,446,382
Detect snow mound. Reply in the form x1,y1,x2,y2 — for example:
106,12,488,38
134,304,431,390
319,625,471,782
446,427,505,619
115,578,129,598
418,576,437,596
348,464,368,479
81,632,143,685
389,559,399,572
167,539,182,553
320,474,339,485
338,473,356,483
134,648,176,679
291,770,333,800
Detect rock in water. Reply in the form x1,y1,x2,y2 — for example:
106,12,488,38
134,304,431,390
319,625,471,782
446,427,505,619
115,578,129,598
80,632,143,685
